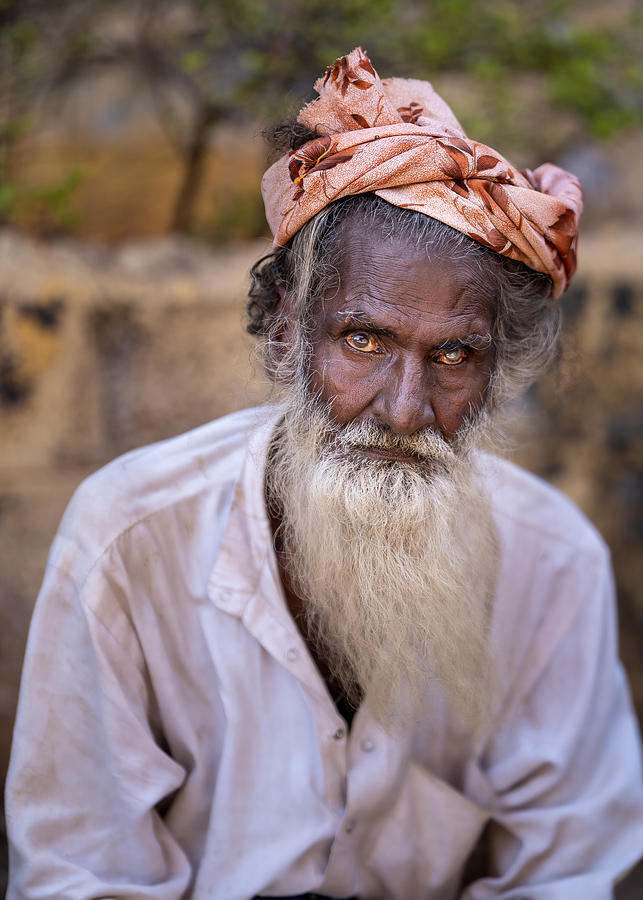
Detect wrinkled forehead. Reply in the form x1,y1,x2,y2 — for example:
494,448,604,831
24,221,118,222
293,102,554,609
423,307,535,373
329,212,499,314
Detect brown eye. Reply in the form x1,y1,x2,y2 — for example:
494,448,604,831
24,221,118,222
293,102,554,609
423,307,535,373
346,331,379,353
436,346,467,366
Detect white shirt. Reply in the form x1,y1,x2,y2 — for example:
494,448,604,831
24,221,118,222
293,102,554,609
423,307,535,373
6,406,643,900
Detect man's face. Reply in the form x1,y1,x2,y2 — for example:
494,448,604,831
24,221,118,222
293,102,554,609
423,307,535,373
307,222,496,446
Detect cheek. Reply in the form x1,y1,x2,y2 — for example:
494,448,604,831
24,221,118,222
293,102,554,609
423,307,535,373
309,344,377,422
432,392,476,437
433,369,490,437
431,360,493,434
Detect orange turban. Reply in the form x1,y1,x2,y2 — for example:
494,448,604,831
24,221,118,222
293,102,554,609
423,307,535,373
262,47,583,299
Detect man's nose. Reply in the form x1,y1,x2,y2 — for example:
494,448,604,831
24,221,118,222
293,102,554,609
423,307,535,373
372,357,436,435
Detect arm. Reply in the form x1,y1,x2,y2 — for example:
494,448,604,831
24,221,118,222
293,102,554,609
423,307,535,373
6,552,192,899
463,552,643,899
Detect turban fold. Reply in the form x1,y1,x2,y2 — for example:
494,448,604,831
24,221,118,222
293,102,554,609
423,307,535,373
261,46,583,299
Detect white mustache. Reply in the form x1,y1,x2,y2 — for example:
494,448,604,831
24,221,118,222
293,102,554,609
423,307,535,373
335,418,455,464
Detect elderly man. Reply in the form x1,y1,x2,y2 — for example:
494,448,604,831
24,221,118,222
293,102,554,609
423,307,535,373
6,47,643,900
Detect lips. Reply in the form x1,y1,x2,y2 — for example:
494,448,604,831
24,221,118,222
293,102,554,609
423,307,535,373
354,445,424,463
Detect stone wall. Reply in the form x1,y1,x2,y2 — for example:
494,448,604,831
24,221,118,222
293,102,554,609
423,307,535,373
1,229,641,894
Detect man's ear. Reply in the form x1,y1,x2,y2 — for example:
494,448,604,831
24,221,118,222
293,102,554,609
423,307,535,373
264,285,296,384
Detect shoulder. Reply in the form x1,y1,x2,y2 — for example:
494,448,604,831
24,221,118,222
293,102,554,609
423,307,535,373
51,406,276,587
479,452,609,568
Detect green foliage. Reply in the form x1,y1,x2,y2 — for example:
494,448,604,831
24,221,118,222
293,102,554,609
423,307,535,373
1,1,641,143
400,0,642,146
0,179,15,216
207,185,267,242
181,49,207,73
0,8,43,188
155,0,400,111
1,169,86,236
0,0,641,236
24,168,86,234
118,0,640,155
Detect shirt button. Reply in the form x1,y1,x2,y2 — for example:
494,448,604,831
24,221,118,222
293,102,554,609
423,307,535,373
345,819,356,834
360,738,375,752
219,590,231,604
333,727,346,741
286,647,299,661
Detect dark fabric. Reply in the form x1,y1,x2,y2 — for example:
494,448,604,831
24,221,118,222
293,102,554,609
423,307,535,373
254,894,358,899
334,690,358,729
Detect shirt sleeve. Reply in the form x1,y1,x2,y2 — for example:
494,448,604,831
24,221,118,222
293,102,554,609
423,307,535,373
463,550,643,899
5,549,192,900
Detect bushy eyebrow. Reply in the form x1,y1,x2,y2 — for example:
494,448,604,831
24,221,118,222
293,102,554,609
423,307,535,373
333,309,493,350
334,309,396,338
435,333,493,351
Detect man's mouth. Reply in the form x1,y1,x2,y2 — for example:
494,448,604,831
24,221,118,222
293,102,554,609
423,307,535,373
353,445,426,464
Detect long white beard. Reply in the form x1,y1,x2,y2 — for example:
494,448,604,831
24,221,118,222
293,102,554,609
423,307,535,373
266,386,499,731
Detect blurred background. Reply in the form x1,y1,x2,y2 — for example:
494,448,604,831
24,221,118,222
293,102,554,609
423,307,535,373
1,0,642,893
